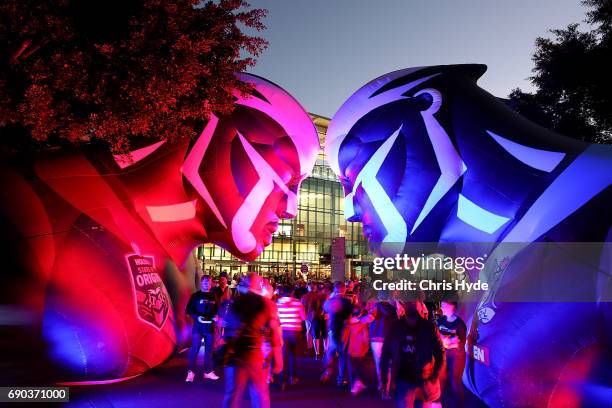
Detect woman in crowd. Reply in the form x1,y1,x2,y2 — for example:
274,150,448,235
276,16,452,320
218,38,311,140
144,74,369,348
347,305,370,396
364,291,399,393
436,300,467,408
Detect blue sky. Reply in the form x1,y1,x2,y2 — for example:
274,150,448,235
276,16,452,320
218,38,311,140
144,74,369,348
245,0,587,118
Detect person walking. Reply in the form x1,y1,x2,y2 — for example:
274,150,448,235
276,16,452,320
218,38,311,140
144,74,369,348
364,291,399,393
321,281,353,387
437,300,467,408
276,286,306,388
347,307,370,396
222,273,283,408
301,282,322,356
212,273,233,348
185,275,220,382
381,302,445,408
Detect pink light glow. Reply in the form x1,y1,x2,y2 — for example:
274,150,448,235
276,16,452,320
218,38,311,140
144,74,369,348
146,200,197,222
326,72,439,175
57,373,142,386
231,133,297,253
113,141,166,169
234,73,319,176
181,115,227,228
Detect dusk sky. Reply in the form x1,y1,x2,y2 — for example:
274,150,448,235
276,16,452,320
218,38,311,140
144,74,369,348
245,0,587,118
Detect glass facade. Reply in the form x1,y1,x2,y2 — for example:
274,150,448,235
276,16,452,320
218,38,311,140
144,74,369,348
198,114,372,280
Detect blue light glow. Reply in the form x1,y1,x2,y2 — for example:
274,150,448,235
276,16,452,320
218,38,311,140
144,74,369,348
457,194,510,234
486,130,565,172
411,89,467,234
347,126,407,243
503,144,612,242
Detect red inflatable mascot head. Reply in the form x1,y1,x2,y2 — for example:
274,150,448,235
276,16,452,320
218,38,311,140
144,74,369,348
0,73,319,384
184,73,319,261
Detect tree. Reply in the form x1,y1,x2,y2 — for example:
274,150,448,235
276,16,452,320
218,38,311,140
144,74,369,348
508,0,611,144
0,0,267,152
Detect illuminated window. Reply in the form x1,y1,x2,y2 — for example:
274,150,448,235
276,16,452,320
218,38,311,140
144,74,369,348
273,225,292,237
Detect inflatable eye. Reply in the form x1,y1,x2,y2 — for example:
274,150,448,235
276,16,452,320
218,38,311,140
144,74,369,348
412,91,434,111
414,88,443,114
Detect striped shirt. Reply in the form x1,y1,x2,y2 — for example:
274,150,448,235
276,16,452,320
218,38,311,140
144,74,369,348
276,297,305,332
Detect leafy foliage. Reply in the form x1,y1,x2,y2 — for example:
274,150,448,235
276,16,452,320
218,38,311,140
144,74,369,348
0,0,268,152
508,0,611,143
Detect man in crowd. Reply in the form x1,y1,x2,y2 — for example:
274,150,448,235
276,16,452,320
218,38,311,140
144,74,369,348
222,272,283,408
293,280,308,299
364,291,399,392
381,302,445,408
212,272,234,351
437,300,467,408
212,272,232,303
185,275,220,382
276,285,306,388
321,281,354,387
345,280,357,304
301,282,322,357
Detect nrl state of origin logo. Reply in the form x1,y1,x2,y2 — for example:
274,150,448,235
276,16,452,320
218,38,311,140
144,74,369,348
125,251,170,330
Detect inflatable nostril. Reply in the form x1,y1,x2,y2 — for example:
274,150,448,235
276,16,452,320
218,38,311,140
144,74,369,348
279,211,294,219
347,214,361,222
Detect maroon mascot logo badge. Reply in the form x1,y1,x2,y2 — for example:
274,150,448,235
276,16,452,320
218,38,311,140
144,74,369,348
126,253,170,330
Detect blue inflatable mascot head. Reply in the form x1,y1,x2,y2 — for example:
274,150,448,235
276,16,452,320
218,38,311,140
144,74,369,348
326,64,612,407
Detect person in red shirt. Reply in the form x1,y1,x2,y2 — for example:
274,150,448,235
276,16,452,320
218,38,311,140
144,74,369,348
300,282,317,352
347,307,370,396
301,282,327,358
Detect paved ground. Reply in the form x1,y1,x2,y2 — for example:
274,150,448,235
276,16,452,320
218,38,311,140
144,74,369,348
68,348,489,408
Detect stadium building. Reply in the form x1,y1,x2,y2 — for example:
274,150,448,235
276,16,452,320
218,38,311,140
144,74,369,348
197,114,372,280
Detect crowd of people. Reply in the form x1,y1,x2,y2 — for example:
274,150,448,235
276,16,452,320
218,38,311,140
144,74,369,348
185,272,467,408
